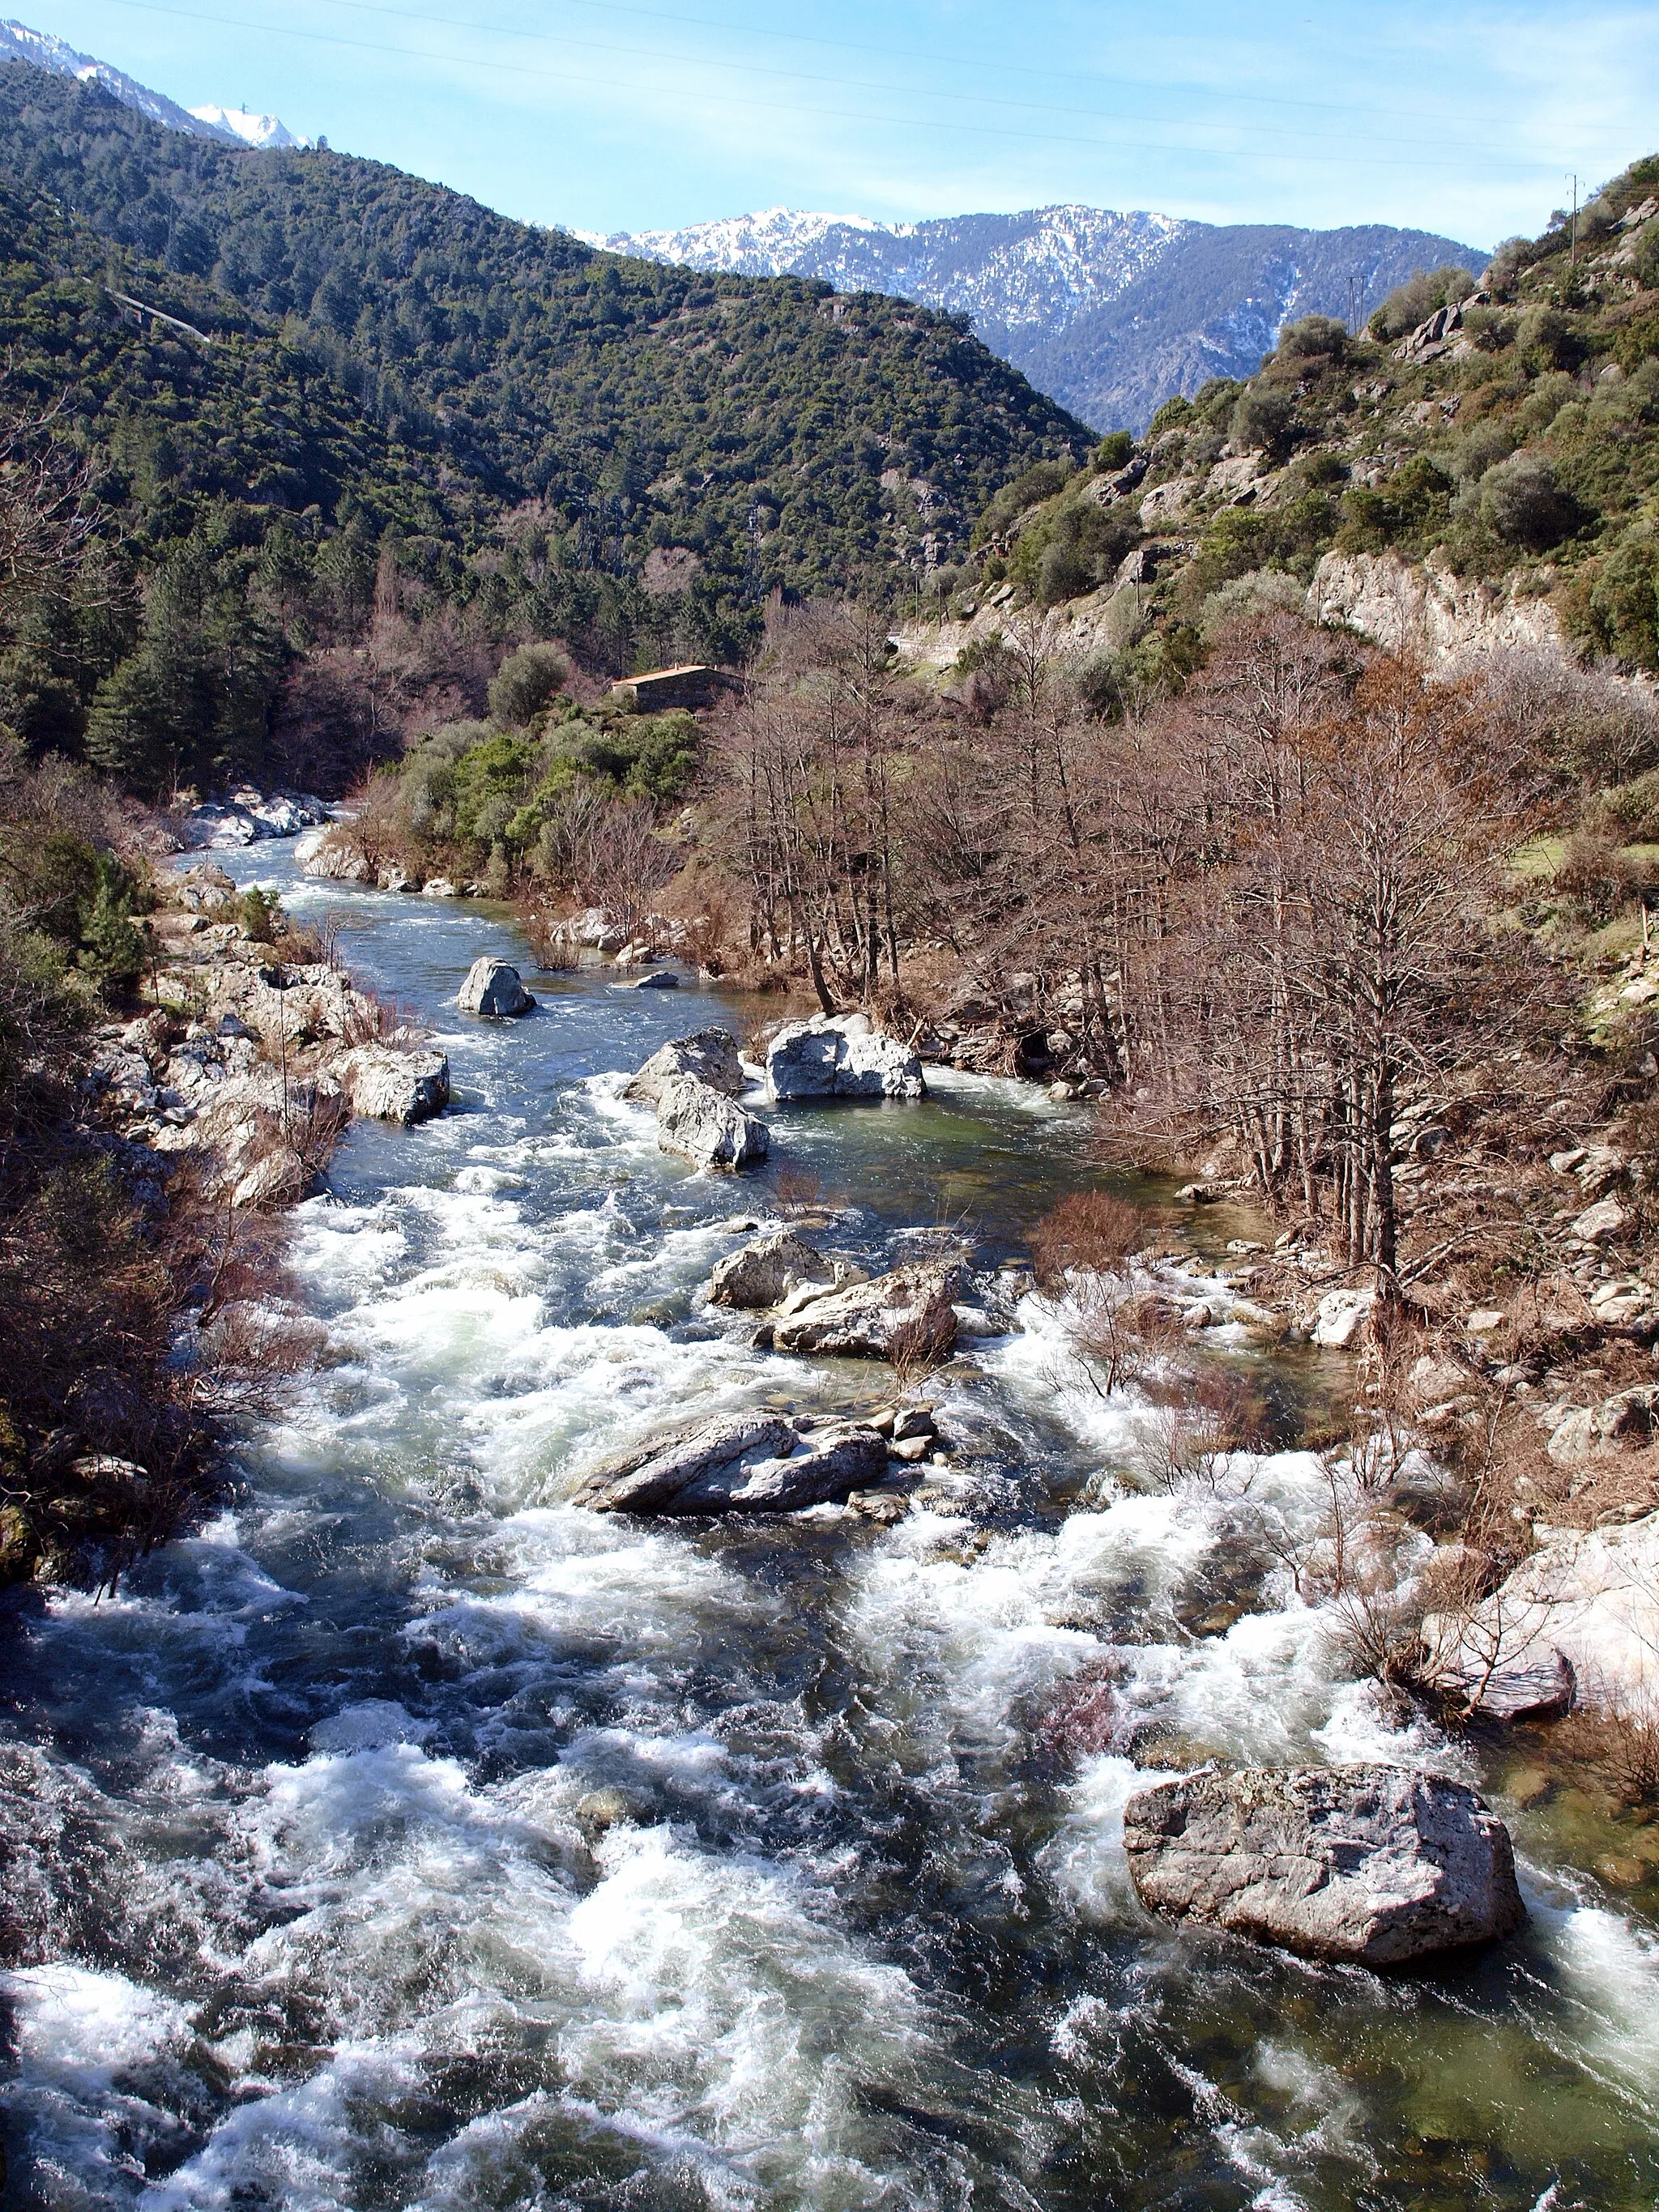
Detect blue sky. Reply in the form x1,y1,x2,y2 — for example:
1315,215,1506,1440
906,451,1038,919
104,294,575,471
20,0,1659,247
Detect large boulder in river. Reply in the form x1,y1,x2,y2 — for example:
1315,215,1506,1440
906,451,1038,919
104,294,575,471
624,1028,745,1106
707,1229,834,1308
1123,1766,1525,1966
295,825,373,881
770,1262,957,1360
573,1410,887,1513
656,1073,769,1171
335,1045,450,1125
457,957,535,1016
766,1013,925,1101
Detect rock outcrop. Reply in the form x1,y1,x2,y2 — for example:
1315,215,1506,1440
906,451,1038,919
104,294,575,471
294,825,373,880
1427,1510,1659,1722
457,957,535,1016
335,1045,451,1126
573,1411,888,1514
1308,548,1571,671
180,788,330,850
766,1013,925,1101
103,896,454,1206
770,1262,957,1359
706,1229,834,1308
656,1073,770,1170
624,1028,746,1105
151,1068,348,1207
1123,1765,1525,1965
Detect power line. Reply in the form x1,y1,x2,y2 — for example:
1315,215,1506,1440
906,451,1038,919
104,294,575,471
97,0,1559,164
94,0,1572,177
284,0,1645,141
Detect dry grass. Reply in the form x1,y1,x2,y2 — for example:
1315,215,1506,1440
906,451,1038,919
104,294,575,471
1137,1366,1270,1494
1033,1190,1147,1291
889,1306,958,1392
1555,1702,1659,1809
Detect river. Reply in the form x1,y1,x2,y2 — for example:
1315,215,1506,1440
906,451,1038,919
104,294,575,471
2,852,1657,2210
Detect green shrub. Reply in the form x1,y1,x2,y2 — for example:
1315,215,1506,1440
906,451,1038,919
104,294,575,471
78,857,145,991
1229,386,1298,459
1472,452,1580,550
1148,396,1195,436
1580,530,1659,667
237,885,279,943
1367,265,1478,341
972,458,1077,547
1094,431,1134,470
1274,314,1349,364
1336,456,1454,555
488,641,569,730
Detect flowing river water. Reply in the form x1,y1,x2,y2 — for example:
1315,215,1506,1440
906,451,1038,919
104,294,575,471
3,850,1659,2211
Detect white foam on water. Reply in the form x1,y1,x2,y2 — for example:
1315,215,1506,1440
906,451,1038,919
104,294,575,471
1,1966,198,2206
410,1504,757,1672
139,1739,930,2209
555,1822,928,2202
3,1963,193,2072
923,1064,1067,1115
1551,1905,1659,2095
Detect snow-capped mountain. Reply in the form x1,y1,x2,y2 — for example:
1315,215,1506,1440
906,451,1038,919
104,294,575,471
593,204,1191,344
0,19,303,150
581,206,887,274
188,104,309,151
597,203,1486,431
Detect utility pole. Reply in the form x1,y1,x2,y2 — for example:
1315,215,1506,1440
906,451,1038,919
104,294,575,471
1568,173,1580,271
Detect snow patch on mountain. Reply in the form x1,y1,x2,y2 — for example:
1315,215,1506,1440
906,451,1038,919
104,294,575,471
1,19,304,149
594,202,1192,339
0,16,236,138
189,104,309,151
582,205,885,274
592,201,1485,432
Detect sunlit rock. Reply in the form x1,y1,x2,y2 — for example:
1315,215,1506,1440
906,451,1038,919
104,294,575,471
656,1073,769,1170
456,957,535,1016
1124,1765,1525,1964
624,1027,746,1106
706,1229,834,1308
766,1012,925,1101
770,1262,957,1359
336,1045,450,1125
573,1411,886,1513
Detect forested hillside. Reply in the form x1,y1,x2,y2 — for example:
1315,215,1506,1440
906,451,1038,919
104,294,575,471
0,62,1089,796
930,155,1659,679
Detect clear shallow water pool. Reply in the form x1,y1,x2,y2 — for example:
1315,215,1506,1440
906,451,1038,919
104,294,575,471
2,852,1657,2210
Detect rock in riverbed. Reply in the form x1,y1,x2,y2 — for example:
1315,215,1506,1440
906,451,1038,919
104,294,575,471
624,1028,746,1105
457,957,535,1016
771,1262,958,1360
335,1044,451,1126
656,1073,770,1170
766,1012,925,1101
573,1411,888,1513
707,1229,834,1307
1123,1765,1525,1965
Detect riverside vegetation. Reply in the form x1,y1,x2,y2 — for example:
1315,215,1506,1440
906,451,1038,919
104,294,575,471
284,163,1659,1819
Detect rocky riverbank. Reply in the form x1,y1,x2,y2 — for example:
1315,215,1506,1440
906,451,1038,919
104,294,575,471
89,861,451,1208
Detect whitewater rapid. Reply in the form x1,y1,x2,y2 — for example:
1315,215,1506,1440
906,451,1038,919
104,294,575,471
2,857,1657,2210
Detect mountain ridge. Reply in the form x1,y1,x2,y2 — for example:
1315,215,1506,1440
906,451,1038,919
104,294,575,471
596,203,1487,431
0,18,302,149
